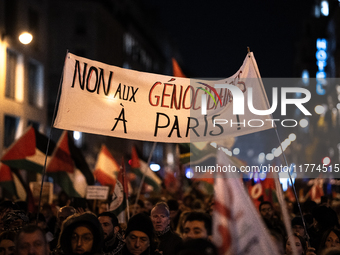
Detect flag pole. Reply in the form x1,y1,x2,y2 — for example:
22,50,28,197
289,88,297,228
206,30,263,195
249,51,310,246
133,142,157,216
37,50,68,223
121,156,130,221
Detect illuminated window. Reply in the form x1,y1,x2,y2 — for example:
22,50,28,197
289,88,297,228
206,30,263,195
5,49,17,99
321,1,329,16
28,59,44,108
4,115,20,148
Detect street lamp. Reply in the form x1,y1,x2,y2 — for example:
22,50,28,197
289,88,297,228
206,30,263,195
18,32,33,44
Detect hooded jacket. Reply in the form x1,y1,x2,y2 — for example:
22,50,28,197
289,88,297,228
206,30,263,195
58,212,104,255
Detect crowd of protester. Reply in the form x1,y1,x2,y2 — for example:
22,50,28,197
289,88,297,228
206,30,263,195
1,187,340,255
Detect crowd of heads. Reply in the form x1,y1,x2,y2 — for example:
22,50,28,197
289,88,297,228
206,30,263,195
257,197,340,255
0,187,217,255
3,187,340,255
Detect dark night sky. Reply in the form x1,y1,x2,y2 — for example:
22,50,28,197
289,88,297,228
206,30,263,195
145,0,314,78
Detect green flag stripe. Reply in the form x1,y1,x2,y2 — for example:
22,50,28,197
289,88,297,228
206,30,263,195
48,172,81,198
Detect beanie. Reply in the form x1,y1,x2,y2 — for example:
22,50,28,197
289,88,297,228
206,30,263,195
125,213,154,241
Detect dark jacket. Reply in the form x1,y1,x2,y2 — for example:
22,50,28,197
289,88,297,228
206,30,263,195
103,232,125,255
58,212,104,255
120,245,161,255
157,230,182,255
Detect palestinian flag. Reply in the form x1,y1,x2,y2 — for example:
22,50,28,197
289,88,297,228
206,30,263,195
46,131,94,198
110,157,128,217
179,143,217,166
0,163,18,199
130,146,162,192
1,126,55,173
93,145,119,193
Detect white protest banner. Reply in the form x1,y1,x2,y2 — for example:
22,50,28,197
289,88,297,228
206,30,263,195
54,52,273,143
86,185,109,200
212,150,280,255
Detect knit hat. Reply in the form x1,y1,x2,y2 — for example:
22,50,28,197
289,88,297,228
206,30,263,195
125,213,154,241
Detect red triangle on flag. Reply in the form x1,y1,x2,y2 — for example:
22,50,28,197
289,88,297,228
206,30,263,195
93,144,119,193
1,126,36,161
120,156,128,196
46,132,74,173
0,164,13,182
131,146,140,169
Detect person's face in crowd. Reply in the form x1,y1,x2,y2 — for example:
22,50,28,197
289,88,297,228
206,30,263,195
182,220,208,241
325,231,340,249
17,230,49,255
260,204,273,220
129,204,141,216
292,225,305,238
0,239,15,255
71,226,94,254
143,200,153,213
98,216,117,241
169,210,178,220
126,231,150,255
151,209,170,232
286,236,304,255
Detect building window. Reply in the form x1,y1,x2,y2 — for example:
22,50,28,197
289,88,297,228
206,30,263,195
4,115,20,148
5,49,17,99
28,59,43,107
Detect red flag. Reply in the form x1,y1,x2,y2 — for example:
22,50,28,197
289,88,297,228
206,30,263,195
172,58,186,78
309,179,324,203
0,163,18,198
120,156,128,196
46,131,94,198
131,146,140,169
93,144,119,193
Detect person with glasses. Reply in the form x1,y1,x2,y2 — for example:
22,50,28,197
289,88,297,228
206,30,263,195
58,212,104,255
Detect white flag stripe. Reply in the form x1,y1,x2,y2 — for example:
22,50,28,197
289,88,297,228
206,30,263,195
67,168,87,197
213,151,280,255
94,150,118,179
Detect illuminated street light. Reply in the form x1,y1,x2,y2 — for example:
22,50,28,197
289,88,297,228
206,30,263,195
18,32,33,44
150,163,160,172
233,148,240,155
322,157,331,165
299,119,308,128
315,105,325,114
289,133,296,142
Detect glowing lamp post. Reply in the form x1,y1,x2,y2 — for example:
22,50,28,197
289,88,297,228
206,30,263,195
18,32,33,45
